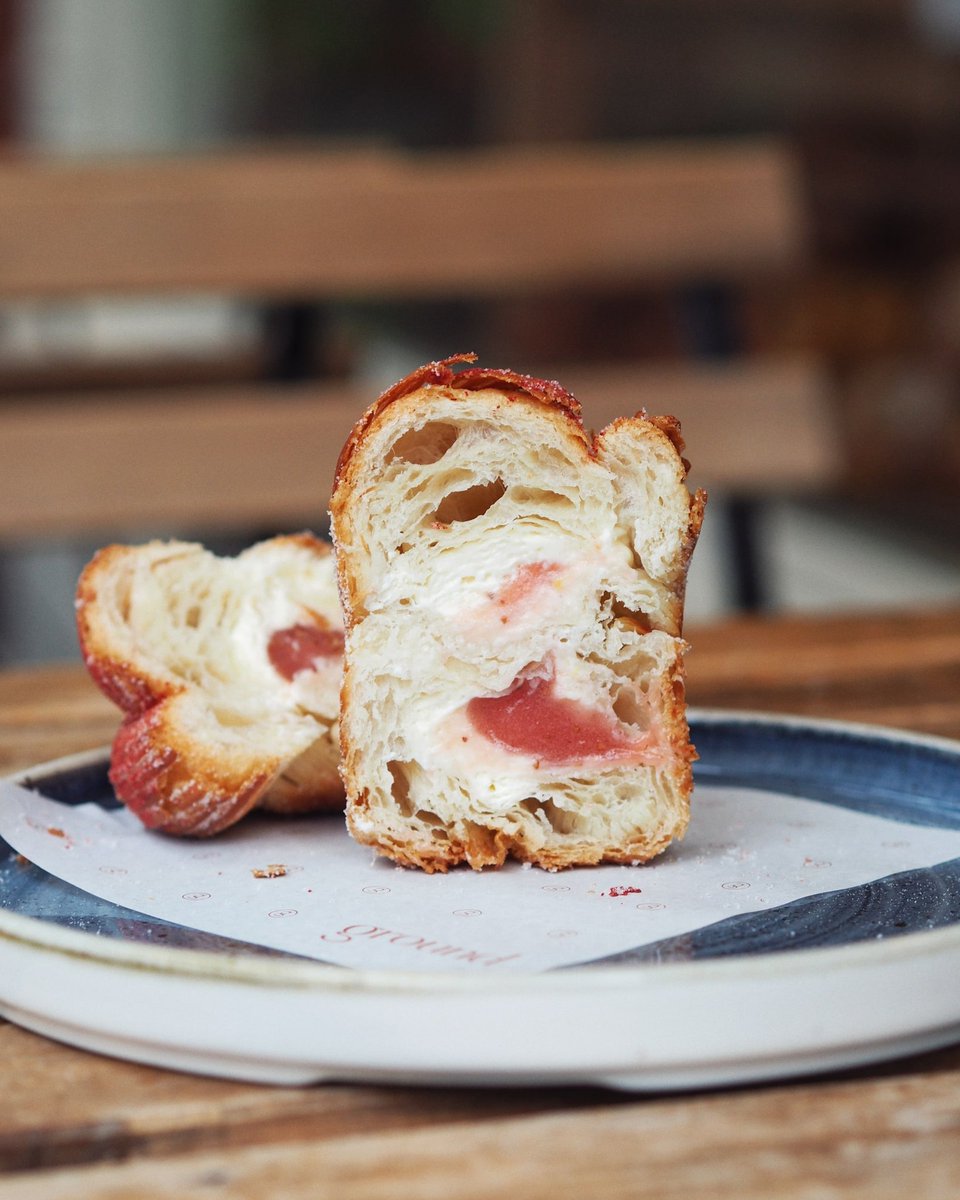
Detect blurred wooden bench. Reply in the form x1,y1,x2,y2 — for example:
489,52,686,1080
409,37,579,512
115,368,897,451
0,140,840,604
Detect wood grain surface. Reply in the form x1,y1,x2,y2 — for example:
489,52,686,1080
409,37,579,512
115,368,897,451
1,358,835,540
0,141,802,300
2,606,960,1197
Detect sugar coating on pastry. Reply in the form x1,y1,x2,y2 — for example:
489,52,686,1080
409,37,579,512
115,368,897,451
76,533,344,836
331,355,706,872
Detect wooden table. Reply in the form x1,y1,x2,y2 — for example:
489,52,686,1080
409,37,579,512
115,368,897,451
2,606,960,1199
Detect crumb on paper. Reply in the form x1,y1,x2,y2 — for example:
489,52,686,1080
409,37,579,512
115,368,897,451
605,886,643,898
252,864,288,879
47,827,66,838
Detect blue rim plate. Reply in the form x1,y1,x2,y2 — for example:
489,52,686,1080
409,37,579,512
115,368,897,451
2,709,960,1090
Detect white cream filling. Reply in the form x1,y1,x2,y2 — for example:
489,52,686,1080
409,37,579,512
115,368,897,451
130,552,342,719
372,520,635,619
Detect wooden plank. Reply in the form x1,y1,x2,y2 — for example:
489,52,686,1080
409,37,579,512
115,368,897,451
562,356,841,491
3,610,960,1193
0,665,117,774
0,1023,599,1174
0,356,835,540
688,606,960,686
4,1061,960,1198
0,382,361,540
687,607,960,739
0,141,805,300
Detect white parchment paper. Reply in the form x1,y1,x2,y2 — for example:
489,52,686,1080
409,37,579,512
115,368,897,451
2,780,959,972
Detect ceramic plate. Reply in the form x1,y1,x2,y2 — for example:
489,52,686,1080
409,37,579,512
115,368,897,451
2,710,960,1090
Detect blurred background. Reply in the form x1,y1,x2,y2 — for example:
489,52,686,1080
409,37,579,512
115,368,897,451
2,0,960,664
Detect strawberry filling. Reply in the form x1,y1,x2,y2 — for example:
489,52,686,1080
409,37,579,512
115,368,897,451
491,561,563,610
268,623,344,681
466,664,650,765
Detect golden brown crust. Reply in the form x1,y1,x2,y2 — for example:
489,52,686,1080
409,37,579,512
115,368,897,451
645,412,692,476
77,533,344,836
110,706,276,837
332,353,587,503
76,544,178,716
76,533,337,716
452,365,584,421
330,361,594,630
345,809,688,873
333,354,477,499
332,359,703,872
680,488,708,592
340,633,695,873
